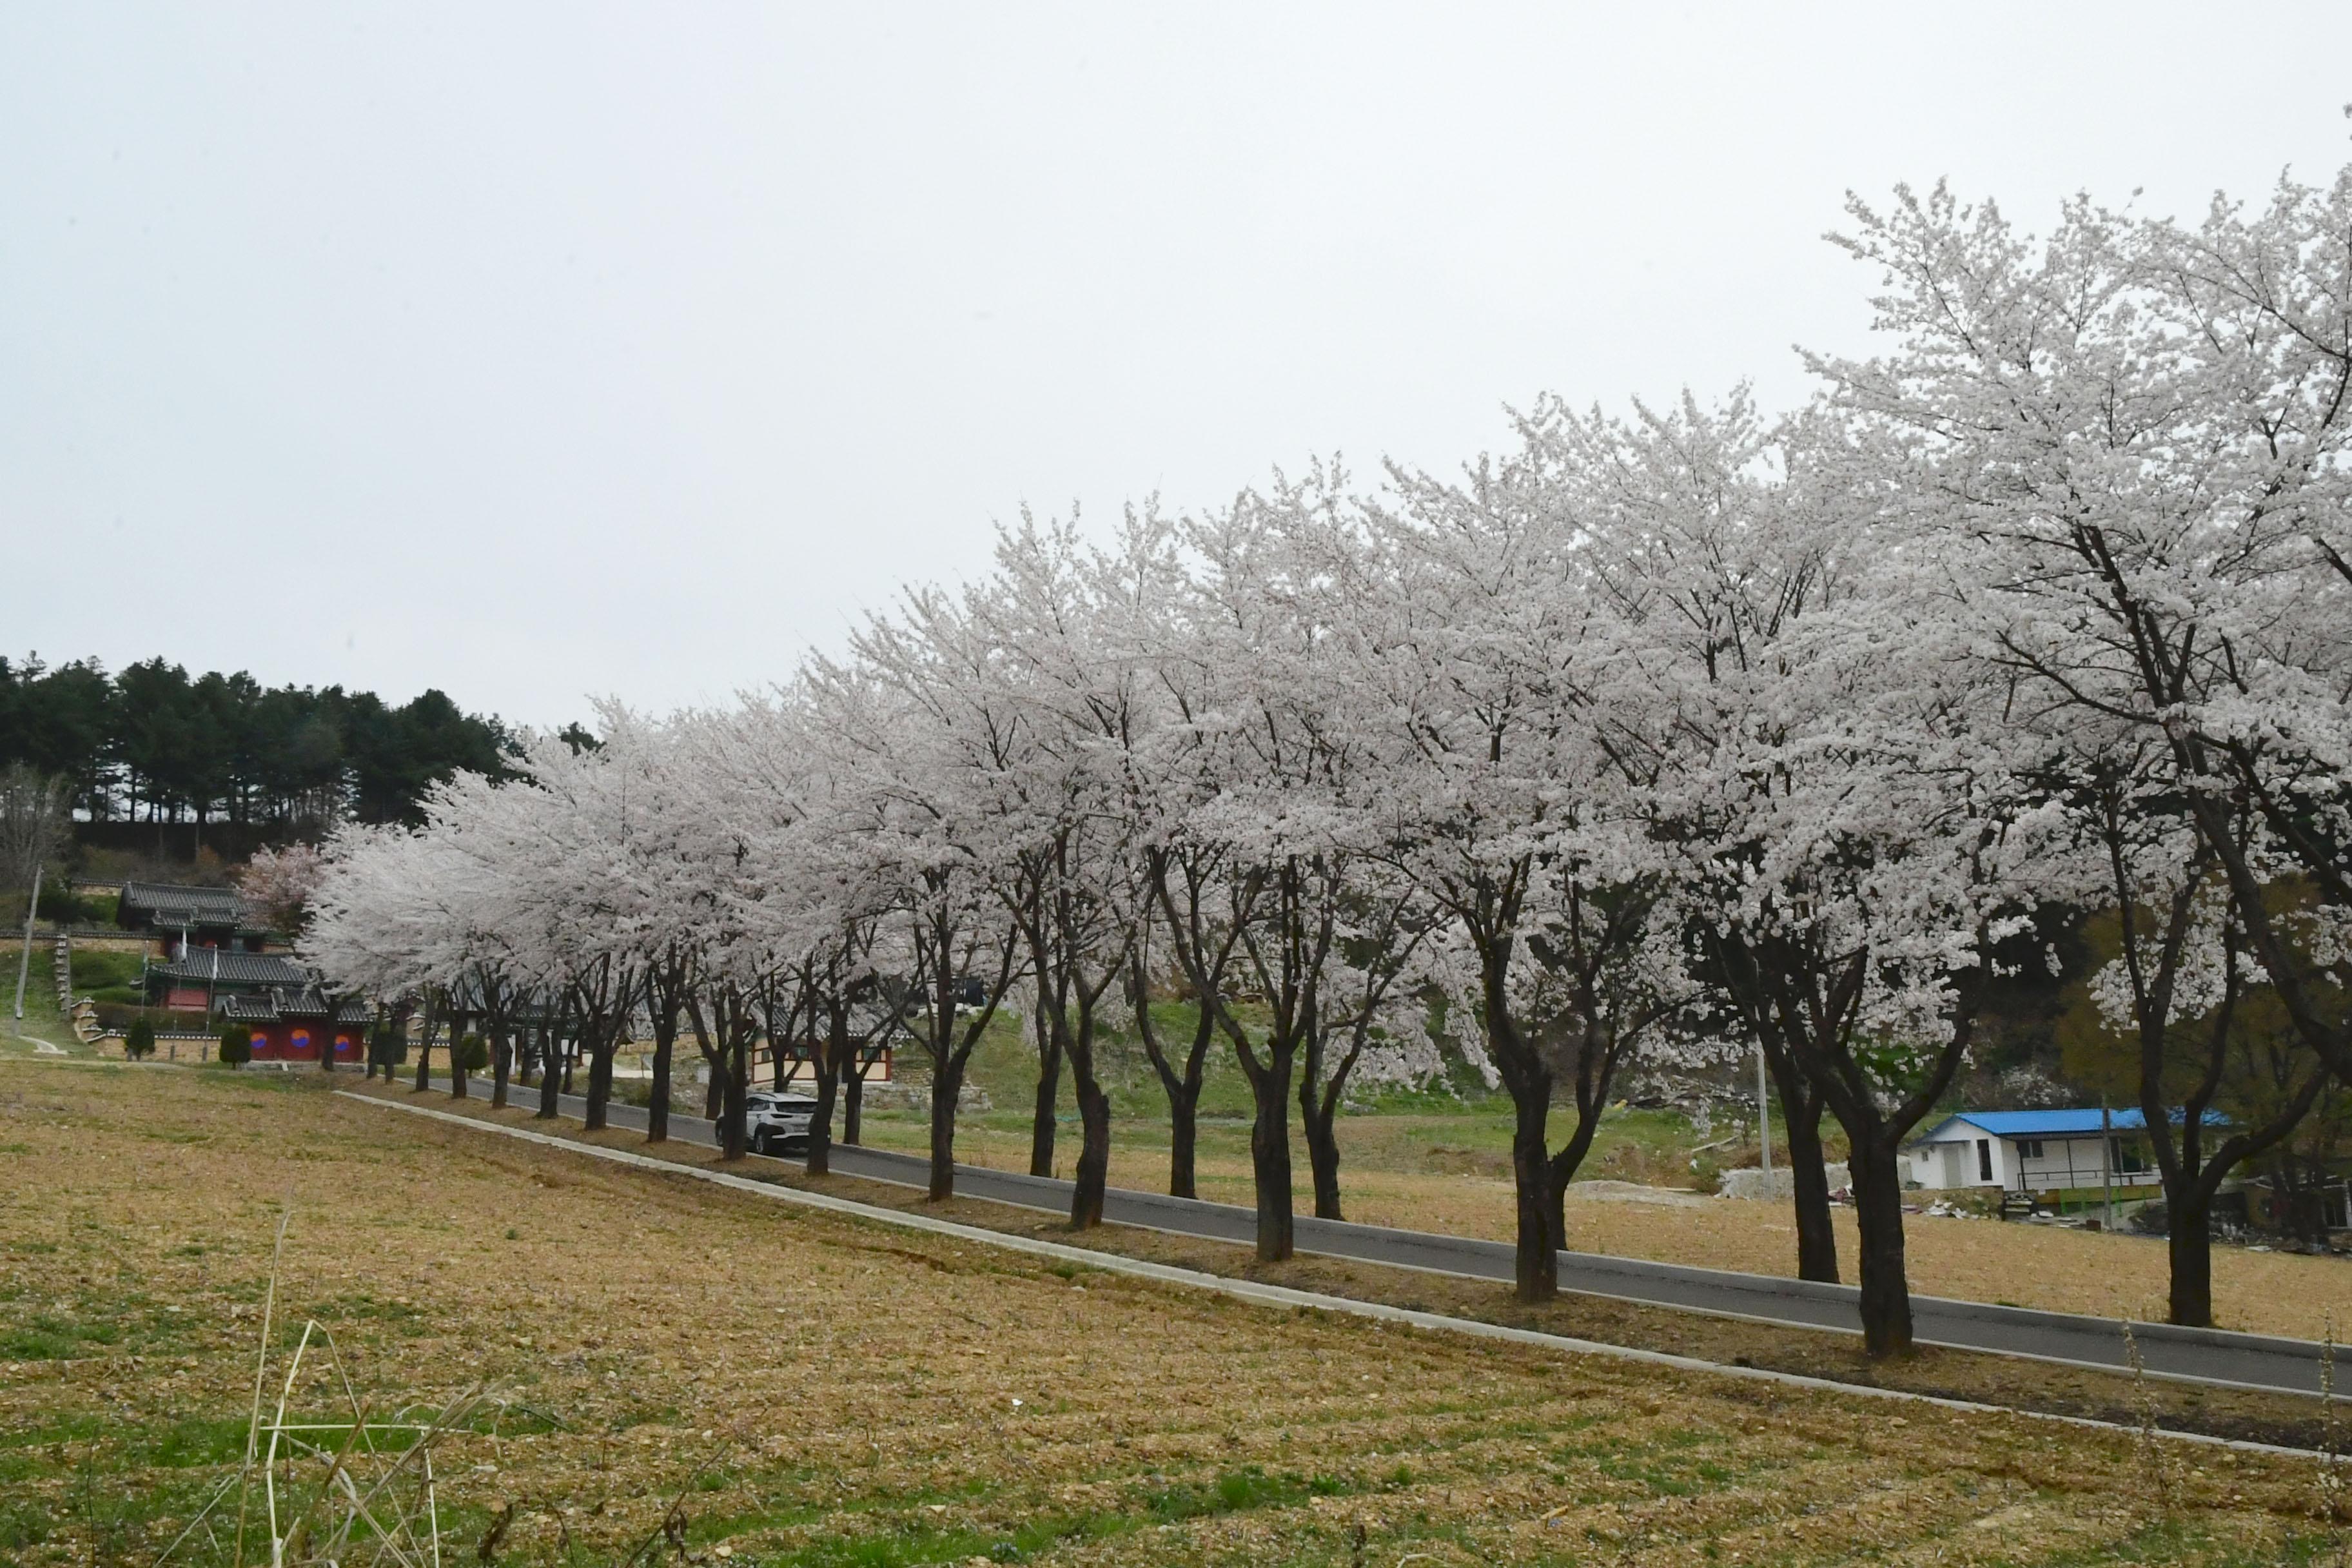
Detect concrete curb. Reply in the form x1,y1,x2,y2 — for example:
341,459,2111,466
341,1089,2348,1464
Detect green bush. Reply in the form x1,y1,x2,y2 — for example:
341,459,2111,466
218,1024,251,1068
69,950,146,990
457,1034,490,1073
124,1017,155,1061
37,885,112,925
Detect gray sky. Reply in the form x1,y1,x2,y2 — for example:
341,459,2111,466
6,4,2347,728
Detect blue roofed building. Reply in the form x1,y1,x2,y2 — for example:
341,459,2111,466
1905,1108,2185,1192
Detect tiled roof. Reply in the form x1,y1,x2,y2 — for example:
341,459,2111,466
217,988,371,1024
151,952,309,987
120,881,248,927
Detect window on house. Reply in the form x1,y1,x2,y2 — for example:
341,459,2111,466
2017,1139,2044,1159
1976,1139,1993,1181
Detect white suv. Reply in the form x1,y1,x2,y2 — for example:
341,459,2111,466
746,1092,821,1156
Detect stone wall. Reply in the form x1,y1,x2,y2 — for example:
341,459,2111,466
1716,1162,1850,1202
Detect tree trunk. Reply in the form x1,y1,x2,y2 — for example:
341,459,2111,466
717,1030,749,1161
536,1030,562,1119
647,1033,672,1144
489,1030,511,1110
1509,1086,1558,1303
927,1053,964,1201
842,1071,864,1146
1783,1093,1840,1284
1167,1084,1199,1200
1029,1019,1063,1177
806,1054,839,1177
1297,1021,1346,1222
1068,1050,1110,1231
412,1026,431,1092
1248,1044,1297,1263
560,1039,575,1095
1133,965,1208,1200
1301,1088,1343,1222
449,1033,468,1100
583,1037,614,1133
2166,1188,2215,1328
1848,1137,1913,1356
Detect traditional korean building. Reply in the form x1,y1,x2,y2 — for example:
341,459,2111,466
117,881,272,956
144,948,309,1011
218,988,371,1064
136,946,365,1063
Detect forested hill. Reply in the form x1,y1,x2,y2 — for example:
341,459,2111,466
0,652,513,828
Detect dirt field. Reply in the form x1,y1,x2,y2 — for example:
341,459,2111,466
856,1109,2352,1342
5,1059,2347,1567
351,1078,2349,1451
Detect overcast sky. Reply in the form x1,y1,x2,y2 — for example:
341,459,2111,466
5,5,2347,728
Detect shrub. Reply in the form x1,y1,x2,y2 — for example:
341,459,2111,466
218,1024,251,1068
124,1017,155,1061
68,949,145,990
457,1034,489,1073
36,884,112,925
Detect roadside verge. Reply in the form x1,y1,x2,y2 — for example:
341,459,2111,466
339,1085,2348,1459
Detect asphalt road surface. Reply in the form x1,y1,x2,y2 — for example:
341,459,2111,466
393,1071,2335,1397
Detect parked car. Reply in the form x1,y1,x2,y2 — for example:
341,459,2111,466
746,1091,820,1156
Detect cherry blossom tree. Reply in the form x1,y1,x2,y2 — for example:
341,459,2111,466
237,841,327,937
963,516,1164,1229
1810,170,2352,1326
1350,431,1701,1302
836,585,1032,1199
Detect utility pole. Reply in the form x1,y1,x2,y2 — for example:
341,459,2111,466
12,865,40,1021
1756,1039,1772,1177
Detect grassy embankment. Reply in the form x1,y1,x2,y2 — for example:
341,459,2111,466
8,1057,2346,1567
0,939,84,1054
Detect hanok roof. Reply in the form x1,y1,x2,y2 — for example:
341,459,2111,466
219,988,370,1024
150,952,309,988
119,881,250,929
1917,1107,2226,1141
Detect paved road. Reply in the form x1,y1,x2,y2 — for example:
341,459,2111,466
395,1073,2337,1396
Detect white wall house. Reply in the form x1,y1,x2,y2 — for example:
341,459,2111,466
1906,1109,2165,1192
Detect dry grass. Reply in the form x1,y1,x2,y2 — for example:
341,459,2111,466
373,1079,2347,1453
2,1059,2343,1567
857,1112,2352,1341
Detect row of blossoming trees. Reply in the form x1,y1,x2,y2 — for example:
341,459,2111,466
303,166,2352,1353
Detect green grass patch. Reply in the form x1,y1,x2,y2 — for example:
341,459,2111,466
68,948,146,991
1139,1464,1352,1523
767,1509,1138,1567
